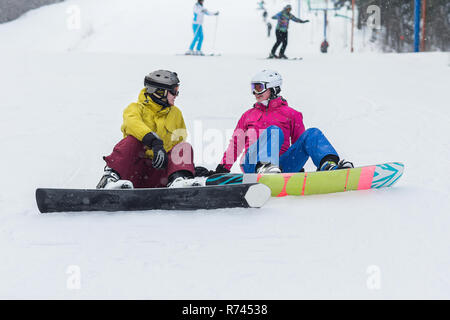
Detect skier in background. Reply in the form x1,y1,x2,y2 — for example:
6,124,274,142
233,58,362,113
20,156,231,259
269,5,309,59
257,1,266,10
186,0,219,56
267,22,272,37
263,10,268,22
96,70,205,189
210,70,353,175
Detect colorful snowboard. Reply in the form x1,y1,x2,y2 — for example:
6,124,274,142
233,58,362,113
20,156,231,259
206,162,404,197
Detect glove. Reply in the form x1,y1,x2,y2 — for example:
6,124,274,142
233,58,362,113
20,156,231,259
195,166,215,177
142,132,168,169
194,164,230,177
215,164,230,174
215,11,219,16
302,19,310,23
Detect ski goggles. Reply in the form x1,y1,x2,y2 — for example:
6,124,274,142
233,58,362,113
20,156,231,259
168,87,179,96
251,82,268,94
155,87,179,98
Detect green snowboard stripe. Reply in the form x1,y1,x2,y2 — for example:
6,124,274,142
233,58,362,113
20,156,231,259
303,170,349,195
259,169,363,196
258,174,285,197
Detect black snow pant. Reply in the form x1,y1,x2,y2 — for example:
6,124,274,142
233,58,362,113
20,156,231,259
271,30,288,56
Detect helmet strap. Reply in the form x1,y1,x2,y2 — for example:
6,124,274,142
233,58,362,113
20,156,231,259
270,87,281,99
149,92,171,109
153,88,169,99
144,92,151,103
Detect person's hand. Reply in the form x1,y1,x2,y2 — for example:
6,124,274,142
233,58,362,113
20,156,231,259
142,132,168,169
152,143,168,169
302,19,310,23
215,11,219,16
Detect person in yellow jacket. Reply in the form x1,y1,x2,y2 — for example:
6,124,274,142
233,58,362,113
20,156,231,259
96,70,203,189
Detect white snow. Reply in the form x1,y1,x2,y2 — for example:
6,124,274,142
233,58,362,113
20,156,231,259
0,0,449,299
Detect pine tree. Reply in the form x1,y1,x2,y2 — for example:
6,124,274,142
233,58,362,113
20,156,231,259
351,0,449,52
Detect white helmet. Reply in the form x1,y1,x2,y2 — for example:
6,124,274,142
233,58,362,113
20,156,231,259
251,70,282,96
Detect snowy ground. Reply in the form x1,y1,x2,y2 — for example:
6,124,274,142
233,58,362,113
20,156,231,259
1,0,449,299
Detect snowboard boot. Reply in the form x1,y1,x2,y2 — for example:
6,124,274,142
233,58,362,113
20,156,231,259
96,166,134,189
255,161,282,174
195,50,205,56
185,50,194,55
268,53,277,59
279,54,288,59
167,170,206,188
319,159,354,171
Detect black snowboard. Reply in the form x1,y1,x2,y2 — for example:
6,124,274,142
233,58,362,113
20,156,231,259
35,184,270,213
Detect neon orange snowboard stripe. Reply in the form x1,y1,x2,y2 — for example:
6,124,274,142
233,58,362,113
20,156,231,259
344,169,350,191
301,173,308,196
277,173,295,197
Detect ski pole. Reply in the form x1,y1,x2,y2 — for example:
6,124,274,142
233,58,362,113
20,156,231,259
212,15,219,53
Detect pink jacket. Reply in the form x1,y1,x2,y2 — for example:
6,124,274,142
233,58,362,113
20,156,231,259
221,97,305,170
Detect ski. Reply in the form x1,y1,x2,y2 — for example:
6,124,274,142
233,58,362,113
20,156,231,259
35,184,271,213
176,53,222,57
263,57,303,61
206,162,404,197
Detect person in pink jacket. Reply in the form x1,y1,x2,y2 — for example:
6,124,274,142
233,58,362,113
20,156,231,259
212,70,353,174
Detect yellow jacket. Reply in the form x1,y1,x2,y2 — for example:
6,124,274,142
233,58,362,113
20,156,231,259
121,89,187,158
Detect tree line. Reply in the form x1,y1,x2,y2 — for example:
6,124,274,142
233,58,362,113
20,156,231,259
335,0,449,52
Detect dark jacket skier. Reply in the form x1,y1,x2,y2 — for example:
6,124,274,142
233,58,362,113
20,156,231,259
270,5,309,59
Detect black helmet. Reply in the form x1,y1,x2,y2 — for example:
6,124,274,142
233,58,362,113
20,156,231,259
144,70,180,97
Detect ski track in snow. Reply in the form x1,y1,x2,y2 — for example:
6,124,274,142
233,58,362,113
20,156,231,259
0,0,450,299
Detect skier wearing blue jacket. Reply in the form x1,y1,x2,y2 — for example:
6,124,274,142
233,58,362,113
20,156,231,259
270,5,309,59
186,0,219,56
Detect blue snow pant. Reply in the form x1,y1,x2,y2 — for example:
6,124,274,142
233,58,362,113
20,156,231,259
189,24,204,51
241,126,339,173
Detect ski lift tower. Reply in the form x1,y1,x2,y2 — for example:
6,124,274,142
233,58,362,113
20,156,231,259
307,0,339,53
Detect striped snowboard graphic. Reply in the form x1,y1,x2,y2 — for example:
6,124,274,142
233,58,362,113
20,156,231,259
206,162,404,197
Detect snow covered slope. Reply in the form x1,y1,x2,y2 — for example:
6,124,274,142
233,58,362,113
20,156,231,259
0,0,449,299
0,0,369,55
